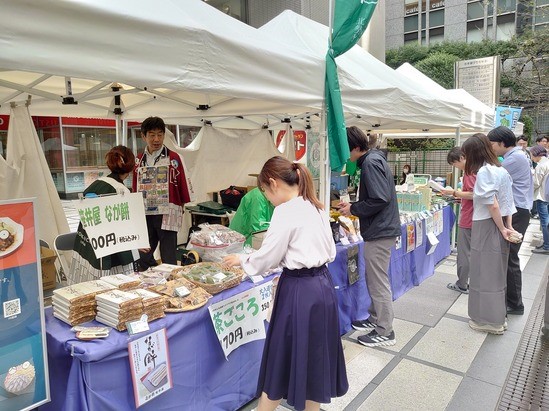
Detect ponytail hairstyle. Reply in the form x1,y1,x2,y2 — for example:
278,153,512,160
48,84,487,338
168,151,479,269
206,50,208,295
105,145,135,175
258,156,323,210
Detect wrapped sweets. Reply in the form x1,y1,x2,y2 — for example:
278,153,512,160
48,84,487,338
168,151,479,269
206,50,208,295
101,274,142,290
126,289,166,321
95,290,144,331
52,280,116,325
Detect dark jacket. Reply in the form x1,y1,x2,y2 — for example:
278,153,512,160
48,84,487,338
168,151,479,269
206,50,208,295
351,150,401,241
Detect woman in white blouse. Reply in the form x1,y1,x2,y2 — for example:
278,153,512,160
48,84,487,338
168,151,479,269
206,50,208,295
223,156,348,411
530,145,549,253
462,134,519,335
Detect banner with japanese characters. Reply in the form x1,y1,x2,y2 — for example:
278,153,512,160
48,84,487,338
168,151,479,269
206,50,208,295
73,192,149,259
208,280,273,359
128,328,172,408
0,199,50,411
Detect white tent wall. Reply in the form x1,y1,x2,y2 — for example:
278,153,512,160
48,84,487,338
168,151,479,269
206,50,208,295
163,126,281,243
0,105,70,248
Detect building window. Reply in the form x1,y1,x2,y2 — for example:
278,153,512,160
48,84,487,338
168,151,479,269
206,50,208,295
467,1,484,20
405,15,419,32
498,0,516,14
496,13,516,40
62,127,116,169
429,9,445,27
202,0,247,23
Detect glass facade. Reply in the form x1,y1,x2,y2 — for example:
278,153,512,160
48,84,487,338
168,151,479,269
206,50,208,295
403,0,445,45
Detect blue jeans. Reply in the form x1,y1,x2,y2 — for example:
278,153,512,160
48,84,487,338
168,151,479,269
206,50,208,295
537,200,549,249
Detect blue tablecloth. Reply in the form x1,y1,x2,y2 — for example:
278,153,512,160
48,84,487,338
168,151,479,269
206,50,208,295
41,206,454,411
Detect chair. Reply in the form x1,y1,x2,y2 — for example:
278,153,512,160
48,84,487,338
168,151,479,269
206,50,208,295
53,232,77,284
39,239,50,249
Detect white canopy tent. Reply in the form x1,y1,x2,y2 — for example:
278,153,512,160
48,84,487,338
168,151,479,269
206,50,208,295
259,11,473,133
395,63,495,137
0,0,328,127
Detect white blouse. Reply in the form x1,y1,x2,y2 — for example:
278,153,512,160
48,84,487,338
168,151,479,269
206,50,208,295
239,196,336,275
473,164,516,221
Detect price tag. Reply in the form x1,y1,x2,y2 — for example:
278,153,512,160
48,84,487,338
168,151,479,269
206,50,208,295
126,314,150,335
174,285,190,297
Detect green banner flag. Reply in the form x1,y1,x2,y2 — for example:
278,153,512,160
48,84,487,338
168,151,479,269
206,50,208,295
325,0,378,171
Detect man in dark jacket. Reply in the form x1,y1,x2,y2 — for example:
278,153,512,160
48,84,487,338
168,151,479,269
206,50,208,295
339,127,401,347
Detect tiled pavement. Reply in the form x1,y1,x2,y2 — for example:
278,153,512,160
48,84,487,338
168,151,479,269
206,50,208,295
60,201,548,411
239,220,549,411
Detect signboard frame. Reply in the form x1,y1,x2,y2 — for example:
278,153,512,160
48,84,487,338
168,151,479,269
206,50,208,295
454,56,500,107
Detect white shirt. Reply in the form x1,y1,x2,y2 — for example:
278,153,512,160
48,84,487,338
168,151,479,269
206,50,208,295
473,164,516,221
533,156,549,201
144,147,163,166
239,196,336,275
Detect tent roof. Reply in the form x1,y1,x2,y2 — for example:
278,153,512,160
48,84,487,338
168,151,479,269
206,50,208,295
396,63,494,131
0,0,325,124
259,11,469,132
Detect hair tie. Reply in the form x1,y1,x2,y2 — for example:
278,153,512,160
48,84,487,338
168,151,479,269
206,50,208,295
292,162,298,170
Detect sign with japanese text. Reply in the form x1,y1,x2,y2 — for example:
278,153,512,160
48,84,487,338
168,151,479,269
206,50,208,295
455,56,500,107
73,192,149,259
0,199,50,411
208,280,273,359
128,328,172,408
275,130,307,162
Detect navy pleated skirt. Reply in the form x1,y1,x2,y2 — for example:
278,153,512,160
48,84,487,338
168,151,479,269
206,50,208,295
256,265,349,410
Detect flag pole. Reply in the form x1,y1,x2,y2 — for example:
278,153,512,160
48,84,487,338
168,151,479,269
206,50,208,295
320,0,335,211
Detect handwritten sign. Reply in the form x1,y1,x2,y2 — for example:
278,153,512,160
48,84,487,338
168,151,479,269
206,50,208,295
73,192,149,258
208,280,273,359
128,328,172,408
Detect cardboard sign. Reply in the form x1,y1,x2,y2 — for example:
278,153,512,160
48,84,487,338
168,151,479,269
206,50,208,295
208,280,273,359
73,192,149,259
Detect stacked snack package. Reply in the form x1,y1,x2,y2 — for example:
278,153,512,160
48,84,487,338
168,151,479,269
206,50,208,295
95,290,144,331
126,289,166,321
52,280,116,326
100,274,142,291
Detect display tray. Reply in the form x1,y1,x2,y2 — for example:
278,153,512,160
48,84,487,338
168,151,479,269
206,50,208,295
151,277,212,312
171,262,244,295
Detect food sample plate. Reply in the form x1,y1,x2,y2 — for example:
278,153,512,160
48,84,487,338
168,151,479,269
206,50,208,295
0,217,24,258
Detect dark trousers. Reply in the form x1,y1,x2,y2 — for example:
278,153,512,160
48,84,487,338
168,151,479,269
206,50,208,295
138,215,177,270
507,207,530,310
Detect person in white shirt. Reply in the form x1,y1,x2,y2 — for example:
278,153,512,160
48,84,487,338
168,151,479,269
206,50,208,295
223,156,348,411
462,134,519,335
530,145,549,253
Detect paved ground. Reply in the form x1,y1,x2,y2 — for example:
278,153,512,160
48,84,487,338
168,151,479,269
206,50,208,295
239,220,548,411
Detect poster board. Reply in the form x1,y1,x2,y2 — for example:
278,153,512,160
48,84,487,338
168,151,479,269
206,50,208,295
0,199,50,410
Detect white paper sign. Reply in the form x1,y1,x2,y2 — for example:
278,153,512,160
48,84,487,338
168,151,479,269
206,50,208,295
74,192,149,258
128,328,172,408
426,232,440,255
208,280,273,359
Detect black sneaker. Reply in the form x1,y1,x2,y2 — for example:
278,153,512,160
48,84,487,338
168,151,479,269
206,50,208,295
351,319,376,332
357,330,396,347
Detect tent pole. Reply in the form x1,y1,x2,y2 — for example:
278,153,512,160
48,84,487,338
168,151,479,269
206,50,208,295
121,118,128,146
115,114,121,146
320,0,335,210
451,127,461,251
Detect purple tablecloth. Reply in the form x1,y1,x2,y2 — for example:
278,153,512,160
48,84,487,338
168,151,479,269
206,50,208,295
40,277,273,411
41,206,454,411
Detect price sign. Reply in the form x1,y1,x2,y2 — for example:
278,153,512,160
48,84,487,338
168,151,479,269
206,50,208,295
73,192,149,258
208,280,273,359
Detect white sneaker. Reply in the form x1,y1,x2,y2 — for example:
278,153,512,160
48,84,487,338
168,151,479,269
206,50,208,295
469,320,505,335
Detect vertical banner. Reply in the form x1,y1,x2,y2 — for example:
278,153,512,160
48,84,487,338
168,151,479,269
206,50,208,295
128,328,172,408
325,0,378,171
494,106,523,131
208,280,273,359
0,199,50,411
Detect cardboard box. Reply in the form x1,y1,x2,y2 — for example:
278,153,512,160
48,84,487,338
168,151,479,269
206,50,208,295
40,246,57,290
